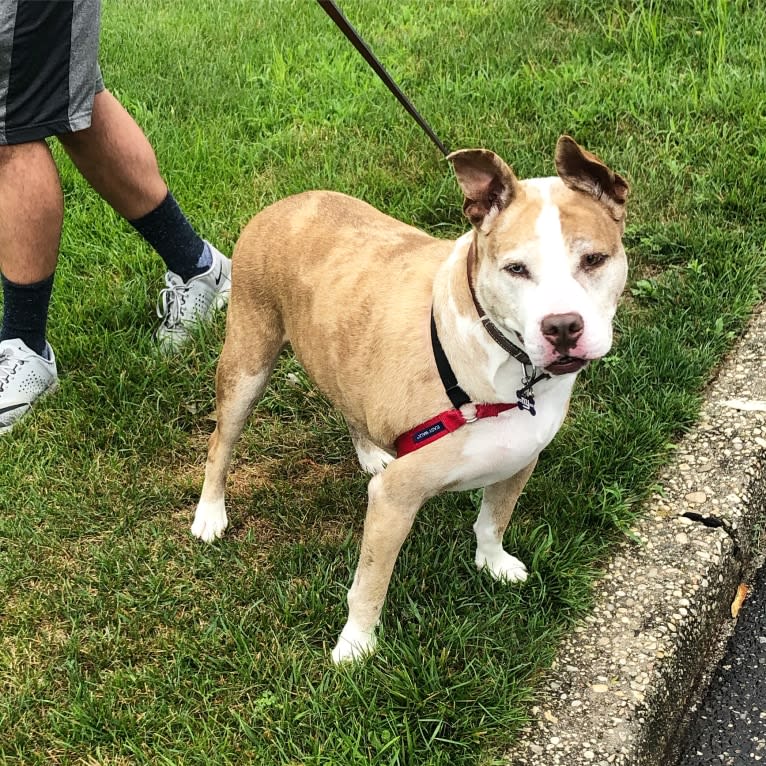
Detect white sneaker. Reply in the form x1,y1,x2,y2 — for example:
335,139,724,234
155,243,232,351
0,338,59,434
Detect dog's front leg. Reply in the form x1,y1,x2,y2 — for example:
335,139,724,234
473,458,538,582
332,458,434,664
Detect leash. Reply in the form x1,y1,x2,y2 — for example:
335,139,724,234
316,0,450,157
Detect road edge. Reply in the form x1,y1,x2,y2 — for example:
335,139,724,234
504,304,766,766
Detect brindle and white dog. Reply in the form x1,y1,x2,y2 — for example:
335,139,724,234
191,136,629,662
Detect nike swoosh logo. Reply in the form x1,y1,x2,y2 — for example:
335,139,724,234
0,403,28,416
214,263,224,286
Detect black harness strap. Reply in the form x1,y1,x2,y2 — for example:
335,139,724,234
430,310,470,409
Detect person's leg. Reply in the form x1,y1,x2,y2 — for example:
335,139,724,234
58,88,231,350
58,88,213,279
57,88,167,221
0,140,60,356
0,0,99,352
0,0,103,432
0,142,61,285
0,141,61,432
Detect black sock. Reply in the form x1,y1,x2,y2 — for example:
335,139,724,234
128,191,211,282
0,273,54,356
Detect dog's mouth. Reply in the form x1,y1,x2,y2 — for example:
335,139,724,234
544,356,589,375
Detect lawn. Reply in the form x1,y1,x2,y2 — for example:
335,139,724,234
2,1,765,764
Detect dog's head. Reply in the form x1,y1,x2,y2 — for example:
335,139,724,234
448,136,629,374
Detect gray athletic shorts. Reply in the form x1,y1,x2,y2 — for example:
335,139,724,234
0,0,105,145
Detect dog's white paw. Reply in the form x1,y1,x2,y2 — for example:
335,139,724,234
476,551,528,582
331,623,377,664
191,499,228,542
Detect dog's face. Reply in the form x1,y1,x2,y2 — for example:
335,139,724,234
449,137,629,374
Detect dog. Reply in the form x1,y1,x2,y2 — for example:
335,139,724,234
191,136,629,663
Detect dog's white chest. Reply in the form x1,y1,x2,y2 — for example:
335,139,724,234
446,379,574,491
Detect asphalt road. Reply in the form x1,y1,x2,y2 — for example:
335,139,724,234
677,562,766,765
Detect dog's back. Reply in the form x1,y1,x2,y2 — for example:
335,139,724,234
227,190,453,438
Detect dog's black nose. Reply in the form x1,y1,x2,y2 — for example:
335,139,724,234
541,312,584,352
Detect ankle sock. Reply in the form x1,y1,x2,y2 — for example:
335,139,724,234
0,272,54,356
128,191,212,282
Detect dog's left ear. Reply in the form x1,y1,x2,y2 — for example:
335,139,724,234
555,135,629,222
447,149,519,233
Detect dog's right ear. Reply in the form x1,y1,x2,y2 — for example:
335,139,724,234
447,149,519,233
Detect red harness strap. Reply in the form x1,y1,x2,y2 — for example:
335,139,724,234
395,402,517,458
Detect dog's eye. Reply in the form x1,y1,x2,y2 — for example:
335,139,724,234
504,262,529,278
583,252,608,269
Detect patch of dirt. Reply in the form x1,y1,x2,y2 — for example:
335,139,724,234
169,430,365,553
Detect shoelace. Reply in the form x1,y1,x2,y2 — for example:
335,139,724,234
0,350,20,391
156,277,189,330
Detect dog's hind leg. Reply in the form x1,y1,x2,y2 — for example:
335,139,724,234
192,309,284,542
473,458,537,581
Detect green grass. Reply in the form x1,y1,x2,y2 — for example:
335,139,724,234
2,0,766,763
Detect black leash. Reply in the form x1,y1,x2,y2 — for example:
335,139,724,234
316,0,450,157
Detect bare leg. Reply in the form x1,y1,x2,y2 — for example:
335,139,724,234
57,89,167,220
0,141,62,283
473,458,537,581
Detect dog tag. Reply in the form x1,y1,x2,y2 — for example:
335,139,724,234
516,388,536,416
